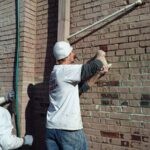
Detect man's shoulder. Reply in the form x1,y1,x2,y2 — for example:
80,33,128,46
54,64,82,69
0,106,9,114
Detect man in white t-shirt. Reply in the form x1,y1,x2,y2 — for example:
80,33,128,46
46,41,111,150
0,91,33,150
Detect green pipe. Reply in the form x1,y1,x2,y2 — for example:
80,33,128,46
15,0,21,137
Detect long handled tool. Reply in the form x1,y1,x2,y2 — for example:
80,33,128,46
68,0,143,39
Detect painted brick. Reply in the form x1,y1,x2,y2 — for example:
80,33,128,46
101,131,120,138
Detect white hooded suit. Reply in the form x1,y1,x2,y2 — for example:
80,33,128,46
0,106,23,150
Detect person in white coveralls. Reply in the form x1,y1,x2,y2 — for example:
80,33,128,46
0,91,33,150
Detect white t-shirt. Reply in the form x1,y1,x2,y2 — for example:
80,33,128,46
46,64,83,130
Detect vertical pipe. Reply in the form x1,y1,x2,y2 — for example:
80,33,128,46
15,0,21,137
57,0,70,41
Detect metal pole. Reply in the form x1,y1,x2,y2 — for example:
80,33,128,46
68,0,143,39
15,0,21,137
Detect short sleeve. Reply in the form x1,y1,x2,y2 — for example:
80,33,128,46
63,64,83,83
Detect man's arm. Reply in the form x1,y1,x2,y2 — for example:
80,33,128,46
0,107,33,149
80,50,111,81
1,134,33,149
0,135,24,150
79,81,90,95
79,69,107,95
0,91,14,105
81,59,103,81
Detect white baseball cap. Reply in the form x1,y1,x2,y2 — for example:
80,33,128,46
53,41,73,60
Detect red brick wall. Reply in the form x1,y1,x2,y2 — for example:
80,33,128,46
70,0,150,149
0,0,16,97
0,0,58,149
1,0,149,150
0,0,18,134
0,0,36,136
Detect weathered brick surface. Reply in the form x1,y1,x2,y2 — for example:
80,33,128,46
70,0,150,149
0,0,16,94
1,0,150,150
0,0,37,136
0,0,57,149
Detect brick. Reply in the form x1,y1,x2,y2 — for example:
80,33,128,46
131,135,141,141
129,34,150,42
110,112,130,120
90,142,101,149
109,25,120,32
93,6,101,13
121,107,141,114
119,42,139,49
130,20,150,29
130,114,150,122
141,94,150,100
104,32,119,39
140,40,150,47
101,3,109,10
99,45,108,51
140,14,150,21
120,55,140,62
110,37,128,44
116,50,125,56
101,99,113,105
93,39,109,46
142,136,149,142
120,29,140,37
107,56,119,63
101,131,120,138
135,47,146,54
122,15,140,23
121,141,129,147
97,81,119,86
76,19,93,27
72,5,84,12
86,129,100,136
130,141,141,149
101,93,119,99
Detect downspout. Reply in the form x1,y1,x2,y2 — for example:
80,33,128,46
57,0,70,41
15,0,21,137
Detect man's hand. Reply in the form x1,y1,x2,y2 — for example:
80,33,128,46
87,64,112,87
100,64,112,74
96,50,106,57
24,135,33,146
6,90,15,102
96,50,112,70
87,72,101,87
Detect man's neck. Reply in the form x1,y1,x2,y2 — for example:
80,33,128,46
58,59,71,64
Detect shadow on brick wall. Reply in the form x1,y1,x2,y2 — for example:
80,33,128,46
19,0,58,150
